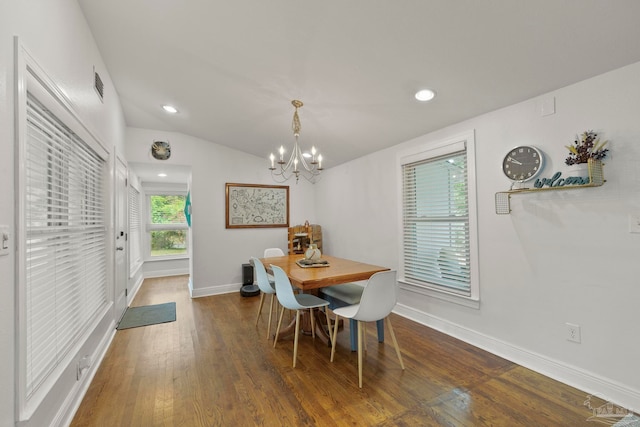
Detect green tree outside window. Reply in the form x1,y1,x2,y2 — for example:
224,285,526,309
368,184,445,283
150,195,187,256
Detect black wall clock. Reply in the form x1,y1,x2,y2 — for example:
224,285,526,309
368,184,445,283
502,145,544,181
151,141,171,160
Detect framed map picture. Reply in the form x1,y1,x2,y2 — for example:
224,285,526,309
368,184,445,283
225,183,289,228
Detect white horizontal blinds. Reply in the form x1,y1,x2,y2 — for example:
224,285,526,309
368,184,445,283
128,185,142,272
25,93,108,397
402,150,471,295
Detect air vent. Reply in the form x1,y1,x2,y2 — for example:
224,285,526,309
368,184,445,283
94,68,104,101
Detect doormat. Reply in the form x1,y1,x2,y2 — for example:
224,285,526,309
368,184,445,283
613,414,640,426
117,302,176,330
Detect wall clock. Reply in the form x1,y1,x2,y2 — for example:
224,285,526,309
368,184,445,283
151,141,171,160
502,145,544,181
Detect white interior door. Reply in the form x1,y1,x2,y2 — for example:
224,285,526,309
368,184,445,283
114,156,128,322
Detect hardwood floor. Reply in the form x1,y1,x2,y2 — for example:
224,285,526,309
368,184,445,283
71,275,613,426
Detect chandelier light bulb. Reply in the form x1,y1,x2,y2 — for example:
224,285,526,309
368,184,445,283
269,153,275,169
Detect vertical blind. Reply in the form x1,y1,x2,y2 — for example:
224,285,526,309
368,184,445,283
401,150,471,295
128,185,142,273
25,93,108,397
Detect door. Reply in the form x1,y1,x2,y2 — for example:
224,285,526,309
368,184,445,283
114,155,128,322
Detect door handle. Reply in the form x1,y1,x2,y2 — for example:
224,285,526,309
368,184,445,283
116,246,124,251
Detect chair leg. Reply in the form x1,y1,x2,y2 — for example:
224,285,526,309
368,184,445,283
255,292,266,326
309,308,316,339
357,320,364,388
293,310,301,368
266,293,275,339
331,314,339,362
362,322,367,352
324,308,332,348
273,305,286,348
386,317,405,370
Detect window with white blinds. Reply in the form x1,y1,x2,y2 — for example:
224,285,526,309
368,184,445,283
24,92,108,398
128,185,142,274
400,132,478,302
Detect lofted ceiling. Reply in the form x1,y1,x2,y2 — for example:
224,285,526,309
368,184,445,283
78,0,640,170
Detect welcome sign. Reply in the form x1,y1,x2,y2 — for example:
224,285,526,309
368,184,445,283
534,171,590,189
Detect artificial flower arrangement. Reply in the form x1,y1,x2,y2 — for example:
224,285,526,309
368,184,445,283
565,130,609,166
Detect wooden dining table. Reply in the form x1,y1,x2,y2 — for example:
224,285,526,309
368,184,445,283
259,254,389,341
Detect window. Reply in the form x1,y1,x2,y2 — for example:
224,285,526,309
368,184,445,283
399,131,479,305
148,194,188,257
18,70,109,417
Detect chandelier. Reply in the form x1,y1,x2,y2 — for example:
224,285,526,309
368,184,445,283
269,100,323,183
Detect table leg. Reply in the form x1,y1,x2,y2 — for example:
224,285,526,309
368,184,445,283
275,308,333,345
349,319,384,351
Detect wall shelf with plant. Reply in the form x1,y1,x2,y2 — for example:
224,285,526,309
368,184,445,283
495,131,608,214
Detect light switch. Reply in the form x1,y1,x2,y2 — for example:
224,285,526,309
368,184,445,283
629,215,640,233
0,226,9,256
540,96,556,116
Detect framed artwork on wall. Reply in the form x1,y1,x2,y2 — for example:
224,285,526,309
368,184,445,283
225,183,289,228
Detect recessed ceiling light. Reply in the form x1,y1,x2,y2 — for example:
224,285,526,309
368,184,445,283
415,89,436,102
158,173,167,177
162,105,178,113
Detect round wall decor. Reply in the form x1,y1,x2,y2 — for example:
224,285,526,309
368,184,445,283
151,141,171,160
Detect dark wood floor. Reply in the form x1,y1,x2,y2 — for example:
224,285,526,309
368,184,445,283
71,275,614,426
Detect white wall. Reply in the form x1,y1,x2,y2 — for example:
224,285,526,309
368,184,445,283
124,128,317,296
0,13,16,426
316,61,640,410
0,1,126,426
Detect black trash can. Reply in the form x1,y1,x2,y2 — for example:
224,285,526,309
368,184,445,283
240,262,260,297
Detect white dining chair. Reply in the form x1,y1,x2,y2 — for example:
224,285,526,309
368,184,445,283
263,247,285,257
330,270,405,387
319,283,385,351
263,247,285,285
271,265,332,368
251,257,277,340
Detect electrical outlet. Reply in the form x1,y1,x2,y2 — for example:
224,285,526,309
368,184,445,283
0,226,9,256
76,355,92,380
566,323,581,343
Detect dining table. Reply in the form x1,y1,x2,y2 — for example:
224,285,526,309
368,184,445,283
259,254,390,342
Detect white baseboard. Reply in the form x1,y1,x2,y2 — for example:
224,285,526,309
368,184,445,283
144,268,189,279
54,324,116,427
394,303,640,412
127,274,144,305
189,280,242,298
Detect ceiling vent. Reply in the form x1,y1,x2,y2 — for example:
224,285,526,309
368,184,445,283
94,68,104,101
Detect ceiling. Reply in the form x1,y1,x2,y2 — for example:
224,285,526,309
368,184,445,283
78,1,640,170
128,162,192,184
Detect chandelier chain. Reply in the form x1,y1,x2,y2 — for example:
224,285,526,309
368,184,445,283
291,100,302,136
